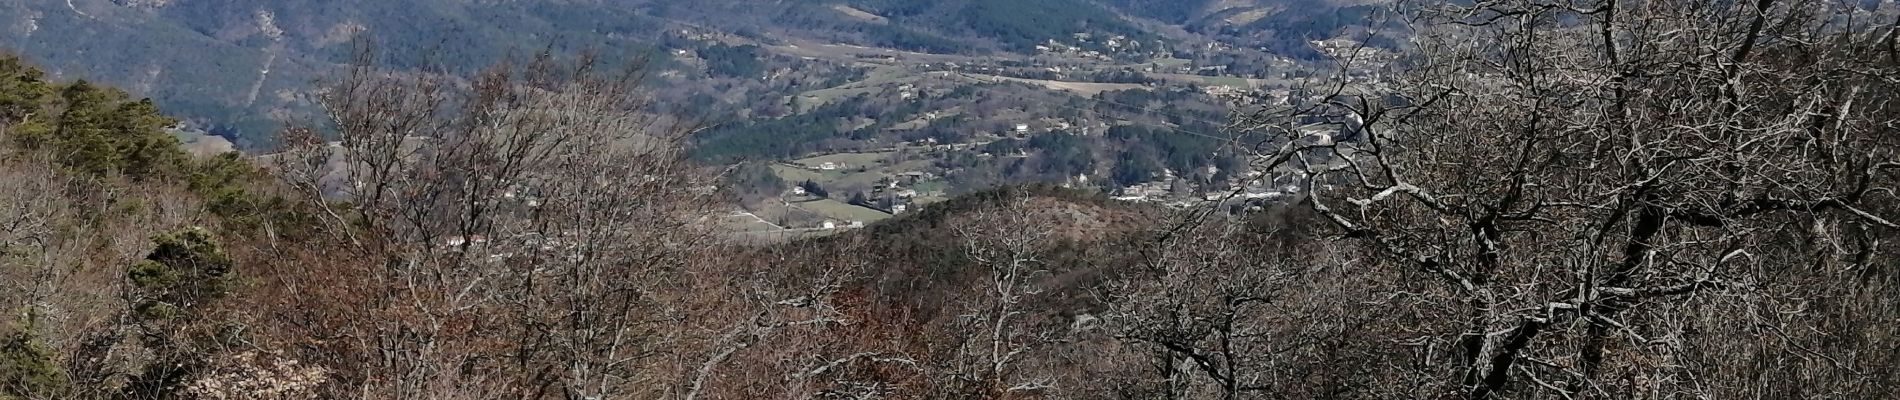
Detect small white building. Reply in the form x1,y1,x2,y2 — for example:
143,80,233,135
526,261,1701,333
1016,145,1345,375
791,186,808,196
442,235,489,249
821,220,838,230
819,162,839,171
1014,124,1031,133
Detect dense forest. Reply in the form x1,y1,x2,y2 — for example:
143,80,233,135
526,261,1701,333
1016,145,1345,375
1,1,1898,399
841,0,1156,52
690,95,925,162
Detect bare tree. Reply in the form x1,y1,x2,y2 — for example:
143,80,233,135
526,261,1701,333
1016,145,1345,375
1104,210,1394,399
0,151,75,325
0,134,213,400
1233,0,1900,398
279,45,728,398
937,198,1069,396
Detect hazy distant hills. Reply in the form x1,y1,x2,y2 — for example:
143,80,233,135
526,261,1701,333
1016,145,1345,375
641,0,1383,55
0,0,1379,149
2,0,665,148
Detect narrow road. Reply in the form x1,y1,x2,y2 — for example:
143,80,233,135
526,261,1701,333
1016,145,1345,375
66,0,93,19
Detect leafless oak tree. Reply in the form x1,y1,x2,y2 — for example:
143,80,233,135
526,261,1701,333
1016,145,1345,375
1104,209,1401,399
1231,0,1900,398
279,46,729,399
932,198,1076,397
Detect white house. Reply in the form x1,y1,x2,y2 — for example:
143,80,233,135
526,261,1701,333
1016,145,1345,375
819,162,839,171
442,235,489,249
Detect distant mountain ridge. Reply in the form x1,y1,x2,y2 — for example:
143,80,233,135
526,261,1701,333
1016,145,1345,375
0,0,1376,149
3,0,666,148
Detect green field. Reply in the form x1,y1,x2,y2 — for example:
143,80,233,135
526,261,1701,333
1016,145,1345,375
771,164,835,182
1151,57,1192,69
969,73,1147,96
910,180,949,196
1199,75,1254,88
721,213,783,232
771,163,889,190
794,199,893,223
1151,73,1270,89
774,150,930,192
794,66,919,111
792,151,896,169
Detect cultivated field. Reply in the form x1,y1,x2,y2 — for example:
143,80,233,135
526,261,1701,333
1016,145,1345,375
968,73,1149,96
792,151,896,169
794,198,892,223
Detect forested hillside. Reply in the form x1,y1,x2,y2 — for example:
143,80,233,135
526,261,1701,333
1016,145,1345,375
2,0,664,149
0,0,1369,208
0,0,1897,399
839,0,1155,52
0,0,1368,149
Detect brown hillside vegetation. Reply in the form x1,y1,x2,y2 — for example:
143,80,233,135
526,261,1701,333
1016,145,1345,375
1,0,1898,399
